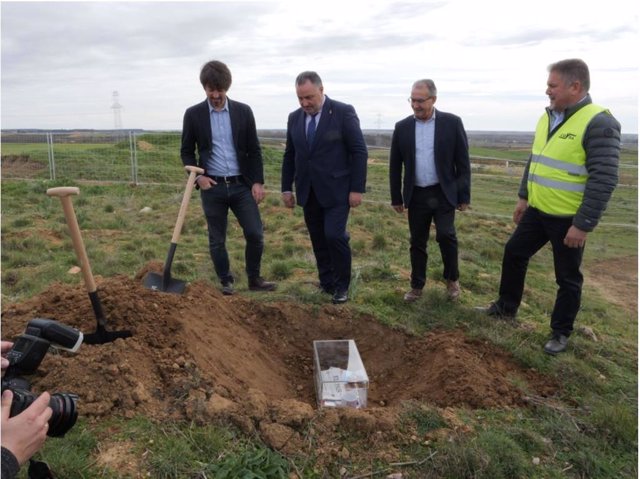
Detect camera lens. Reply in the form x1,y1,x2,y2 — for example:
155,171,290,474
47,393,79,437
6,388,79,437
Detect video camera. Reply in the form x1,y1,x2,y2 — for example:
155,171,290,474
2,318,83,437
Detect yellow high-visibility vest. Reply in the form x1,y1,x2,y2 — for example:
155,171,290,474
528,104,607,215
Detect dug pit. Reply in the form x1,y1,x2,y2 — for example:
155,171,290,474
1,263,556,461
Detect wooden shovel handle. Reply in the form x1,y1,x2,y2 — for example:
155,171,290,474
171,166,205,243
46,187,97,293
46,186,80,197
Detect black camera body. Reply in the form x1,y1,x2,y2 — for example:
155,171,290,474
2,318,83,437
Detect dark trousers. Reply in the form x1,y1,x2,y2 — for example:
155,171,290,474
303,188,351,292
498,207,584,336
200,183,264,284
408,185,459,289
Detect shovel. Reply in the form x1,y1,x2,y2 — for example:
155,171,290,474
143,165,204,294
47,187,132,345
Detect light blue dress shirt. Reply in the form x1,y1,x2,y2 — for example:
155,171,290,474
207,99,240,176
414,111,438,187
550,95,588,132
549,110,564,132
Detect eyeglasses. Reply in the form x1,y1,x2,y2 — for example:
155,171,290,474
408,97,433,104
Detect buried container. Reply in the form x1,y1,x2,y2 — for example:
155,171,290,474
313,339,369,409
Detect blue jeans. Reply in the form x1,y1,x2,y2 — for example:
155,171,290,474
200,183,264,284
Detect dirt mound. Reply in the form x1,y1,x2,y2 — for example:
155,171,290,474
1,154,47,178
1,265,556,459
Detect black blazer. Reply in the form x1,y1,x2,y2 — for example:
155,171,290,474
180,99,264,184
389,109,470,208
281,96,368,208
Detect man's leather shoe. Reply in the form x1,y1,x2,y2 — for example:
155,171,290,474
544,334,569,355
248,277,277,292
221,281,235,296
332,290,348,304
446,280,461,300
475,302,515,320
403,288,422,303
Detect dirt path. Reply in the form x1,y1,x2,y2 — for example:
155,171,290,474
585,255,637,315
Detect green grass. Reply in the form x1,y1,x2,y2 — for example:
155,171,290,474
20,417,291,479
2,138,637,478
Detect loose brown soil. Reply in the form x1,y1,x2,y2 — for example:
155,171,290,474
1,263,559,470
0,155,47,178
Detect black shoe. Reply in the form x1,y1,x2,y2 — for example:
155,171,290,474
248,277,277,292
332,290,348,304
544,334,569,355
475,302,516,319
221,281,235,296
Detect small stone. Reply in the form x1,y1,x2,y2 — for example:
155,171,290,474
577,325,598,341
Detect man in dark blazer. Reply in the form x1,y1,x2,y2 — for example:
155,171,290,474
181,60,275,295
389,79,470,302
281,71,368,304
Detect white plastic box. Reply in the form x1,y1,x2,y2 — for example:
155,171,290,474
313,339,369,409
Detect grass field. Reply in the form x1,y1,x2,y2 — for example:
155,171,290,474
1,137,637,478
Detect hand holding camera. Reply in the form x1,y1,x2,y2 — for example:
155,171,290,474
1,319,83,477
1,388,52,466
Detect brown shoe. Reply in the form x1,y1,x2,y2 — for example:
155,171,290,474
248,277,277,292
446,280,461,300
403,288,422,303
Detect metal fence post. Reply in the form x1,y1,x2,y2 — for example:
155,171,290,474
130,131,138,185
47,132,56,180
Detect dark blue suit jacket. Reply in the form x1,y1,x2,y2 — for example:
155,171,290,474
281,96,368,208
180,99,264,184
389,109,470,208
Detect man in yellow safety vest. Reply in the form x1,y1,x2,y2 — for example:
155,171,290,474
479,59,621,355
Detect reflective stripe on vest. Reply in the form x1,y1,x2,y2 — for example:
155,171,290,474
528,103,607,215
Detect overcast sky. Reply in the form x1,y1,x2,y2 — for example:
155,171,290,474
1,0,638,132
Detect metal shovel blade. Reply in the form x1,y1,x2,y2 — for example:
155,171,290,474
143,271,187,294
84,326,132,345
143,243,187,294
83,291,132,345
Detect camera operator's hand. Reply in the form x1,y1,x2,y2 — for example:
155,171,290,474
1,389,52,465
1,341,13,370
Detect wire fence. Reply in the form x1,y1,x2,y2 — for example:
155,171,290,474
0,130,521,198
1,130,636,227
0,130,638,189
1,131,185,184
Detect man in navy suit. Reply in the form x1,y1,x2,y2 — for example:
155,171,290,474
389,79,471,302
281,71,368,304
181,60,276,295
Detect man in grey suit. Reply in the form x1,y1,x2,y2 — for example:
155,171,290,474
389,79,471,302
181,60,276,295
281,71,368,304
